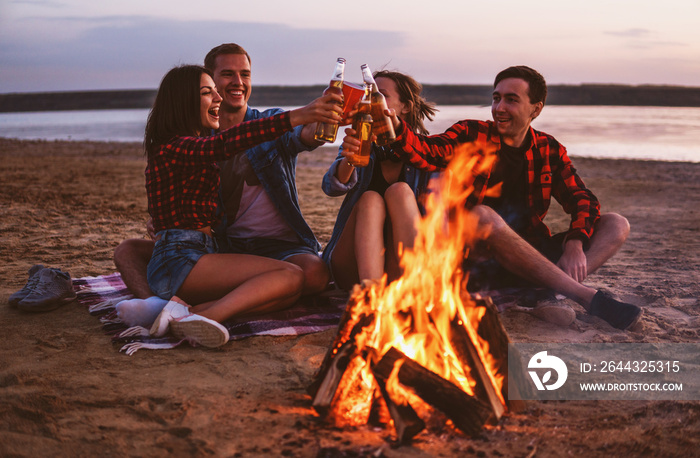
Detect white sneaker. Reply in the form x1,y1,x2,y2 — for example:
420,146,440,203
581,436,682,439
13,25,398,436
170,314,230,348
149,300,190,337
149,300,229,348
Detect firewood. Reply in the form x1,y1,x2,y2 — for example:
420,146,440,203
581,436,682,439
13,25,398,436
311,340,356,415
449,312,505,421
470,296,531,411
372,347,492,437
307,289,375,397
325,352,376,427
372,374,426,444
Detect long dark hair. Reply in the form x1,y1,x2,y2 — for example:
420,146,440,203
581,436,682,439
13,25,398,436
373,70,437,135
144,65,213,156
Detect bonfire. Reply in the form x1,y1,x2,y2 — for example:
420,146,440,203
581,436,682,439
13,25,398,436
309,144,530,443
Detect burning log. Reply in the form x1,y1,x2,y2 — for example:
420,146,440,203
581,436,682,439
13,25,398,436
311,340,356,415
325,351,376,427
307,285,374,399
449,304,505,421
372,347,493,437
373,375,426,444
470,294,532,411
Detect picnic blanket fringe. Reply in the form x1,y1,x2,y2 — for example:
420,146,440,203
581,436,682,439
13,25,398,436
118,326,150,337
89,295,133,314
120,340,186,356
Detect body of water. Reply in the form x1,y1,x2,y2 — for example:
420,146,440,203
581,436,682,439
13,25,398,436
1,105,698,162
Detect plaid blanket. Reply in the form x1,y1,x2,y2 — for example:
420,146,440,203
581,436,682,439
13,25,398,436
73,273,537,355
73,273,347,355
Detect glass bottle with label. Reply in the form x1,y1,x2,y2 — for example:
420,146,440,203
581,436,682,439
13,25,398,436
360,63,396,146
314,58,346,143
348,83,373,167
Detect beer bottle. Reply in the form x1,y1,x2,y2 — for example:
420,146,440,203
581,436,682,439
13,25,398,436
314,58,346,143
360,64,396,146
348,83,373,167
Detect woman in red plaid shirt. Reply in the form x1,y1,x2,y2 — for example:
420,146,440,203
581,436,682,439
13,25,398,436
143,65,342,348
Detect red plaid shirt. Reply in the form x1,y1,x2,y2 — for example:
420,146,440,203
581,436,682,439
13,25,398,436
393,119,601,245
146,112,292,233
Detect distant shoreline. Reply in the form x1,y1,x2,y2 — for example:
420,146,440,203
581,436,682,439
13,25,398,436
2,84,700,113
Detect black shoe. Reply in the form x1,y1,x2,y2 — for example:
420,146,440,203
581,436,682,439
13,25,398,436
589,290,643,330
17,268,76,312
8,264,46,307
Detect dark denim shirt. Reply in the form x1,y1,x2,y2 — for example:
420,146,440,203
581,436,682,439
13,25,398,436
217,107,321,251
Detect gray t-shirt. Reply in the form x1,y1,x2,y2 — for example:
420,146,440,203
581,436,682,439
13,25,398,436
219,154,298,242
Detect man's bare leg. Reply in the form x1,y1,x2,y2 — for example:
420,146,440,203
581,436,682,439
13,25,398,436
472,206,642,329
113,238,155,299
583,213,630,275
477,209,596,308
113,239,167,327
285,253,331,296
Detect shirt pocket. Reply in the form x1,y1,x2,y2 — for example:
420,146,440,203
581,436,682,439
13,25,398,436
539,169,552,201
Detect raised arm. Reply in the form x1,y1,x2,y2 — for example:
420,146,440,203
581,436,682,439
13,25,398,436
164,91,344,162
289,92,343,128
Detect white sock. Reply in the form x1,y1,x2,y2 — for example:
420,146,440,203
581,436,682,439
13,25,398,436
115,296,169,327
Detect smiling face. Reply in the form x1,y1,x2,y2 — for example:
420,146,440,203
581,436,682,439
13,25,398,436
375,76,409,118
199,73,222,133
491,77,543,147
211,53,251,115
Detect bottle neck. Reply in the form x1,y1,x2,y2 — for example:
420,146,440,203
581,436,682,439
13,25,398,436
331,59,346,81
361,66,376,88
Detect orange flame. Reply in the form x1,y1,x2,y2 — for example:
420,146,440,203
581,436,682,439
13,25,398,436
337,142,504,422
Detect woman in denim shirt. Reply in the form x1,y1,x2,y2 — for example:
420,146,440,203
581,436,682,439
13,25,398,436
321,71,438,290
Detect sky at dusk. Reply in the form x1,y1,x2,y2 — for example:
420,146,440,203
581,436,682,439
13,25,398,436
1,0,699,93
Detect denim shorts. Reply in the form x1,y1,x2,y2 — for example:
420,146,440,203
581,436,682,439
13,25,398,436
147,229,218,300
225,237,318,261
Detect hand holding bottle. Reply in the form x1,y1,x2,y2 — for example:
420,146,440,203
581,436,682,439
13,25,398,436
314,58,346,142
289,92,344,127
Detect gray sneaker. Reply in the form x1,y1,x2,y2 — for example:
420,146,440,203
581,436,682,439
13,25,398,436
17,268,77,312
8,264,46,307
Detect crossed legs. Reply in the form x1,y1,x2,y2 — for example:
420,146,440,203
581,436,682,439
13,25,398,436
470,205,630,311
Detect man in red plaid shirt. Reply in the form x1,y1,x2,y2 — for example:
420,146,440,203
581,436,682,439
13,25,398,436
341,66,643,330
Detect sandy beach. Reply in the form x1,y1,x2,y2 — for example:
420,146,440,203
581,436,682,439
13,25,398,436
1,137,699,457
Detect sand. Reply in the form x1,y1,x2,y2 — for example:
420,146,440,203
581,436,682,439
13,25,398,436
1,137,699,457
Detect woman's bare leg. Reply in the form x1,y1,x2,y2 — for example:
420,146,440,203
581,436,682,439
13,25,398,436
176,253,304,323
330,191,387,289
383,182,421,280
